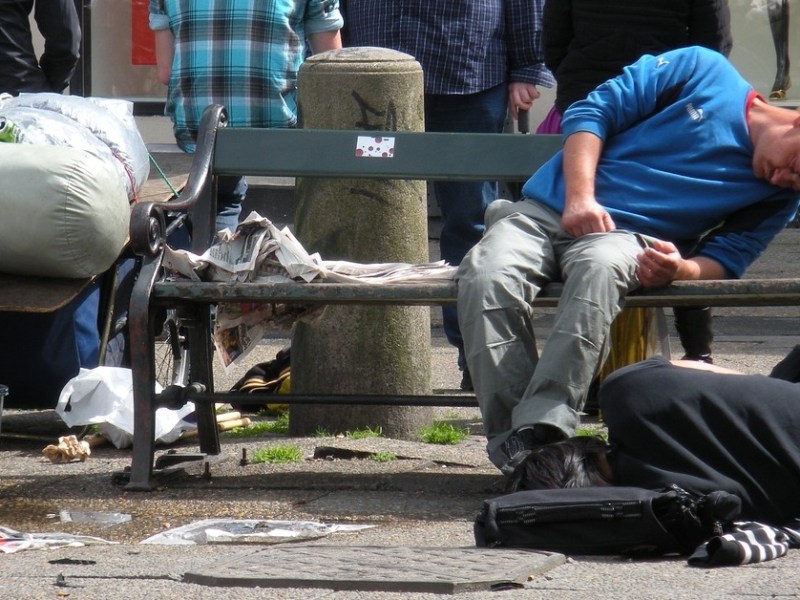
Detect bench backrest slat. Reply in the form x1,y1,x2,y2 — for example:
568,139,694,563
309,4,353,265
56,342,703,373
213,128,563,181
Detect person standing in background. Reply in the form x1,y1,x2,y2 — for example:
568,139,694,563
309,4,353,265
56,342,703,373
0,0,81,96
767,0,790,100
540,0,732,131
341,1,554,391
538,0,732,367
149,0,343,233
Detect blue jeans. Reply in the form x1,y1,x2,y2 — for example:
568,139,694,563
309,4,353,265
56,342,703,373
425,84,508,370
216,175,247,234
176,140,245,236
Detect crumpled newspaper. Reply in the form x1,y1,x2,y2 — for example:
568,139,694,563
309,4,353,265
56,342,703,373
42,435,91,463
162,211,456,371
163,211,456,285
163,211,324,284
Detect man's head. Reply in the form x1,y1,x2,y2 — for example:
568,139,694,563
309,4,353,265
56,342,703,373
749,98,800,191
507,435,612,492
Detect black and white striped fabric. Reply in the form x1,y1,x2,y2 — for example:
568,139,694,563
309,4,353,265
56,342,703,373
689,519,800,567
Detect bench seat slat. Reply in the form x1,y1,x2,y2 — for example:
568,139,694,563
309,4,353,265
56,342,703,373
152,278,800,308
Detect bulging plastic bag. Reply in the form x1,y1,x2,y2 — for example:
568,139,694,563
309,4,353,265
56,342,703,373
0,92,150,201
56,367,195,449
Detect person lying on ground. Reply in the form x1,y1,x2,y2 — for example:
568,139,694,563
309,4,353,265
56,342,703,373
509,353,800,525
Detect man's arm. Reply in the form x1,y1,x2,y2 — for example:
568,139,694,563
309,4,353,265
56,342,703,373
149,3,174,86
636,241,726,288
559,128,728,285
308,30,342,54
507,83,541,120
153,29,174,86
34,0,81,92
305,0,344,54
561,49,705,143
561,131,615,236
686,193,799,279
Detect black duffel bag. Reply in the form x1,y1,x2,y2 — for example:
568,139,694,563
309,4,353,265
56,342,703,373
474,485,741,557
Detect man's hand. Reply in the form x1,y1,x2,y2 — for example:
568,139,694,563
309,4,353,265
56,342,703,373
636,239,683,287
561,197,616,237
508,82,541,119
561,132,612,236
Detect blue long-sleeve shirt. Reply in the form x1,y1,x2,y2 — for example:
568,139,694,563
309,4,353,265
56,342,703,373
522,46,799,278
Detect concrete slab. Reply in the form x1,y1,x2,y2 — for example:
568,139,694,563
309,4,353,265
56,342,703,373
183,545,565,594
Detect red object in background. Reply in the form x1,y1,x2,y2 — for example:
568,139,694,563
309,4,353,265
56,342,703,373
131,0,156,65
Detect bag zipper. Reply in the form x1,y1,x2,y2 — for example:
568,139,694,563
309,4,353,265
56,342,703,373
496,500,644,525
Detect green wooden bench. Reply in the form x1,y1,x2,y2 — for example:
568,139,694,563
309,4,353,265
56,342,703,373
123,104,800,490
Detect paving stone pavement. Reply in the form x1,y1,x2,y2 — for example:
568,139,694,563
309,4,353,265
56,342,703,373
1,171,800,598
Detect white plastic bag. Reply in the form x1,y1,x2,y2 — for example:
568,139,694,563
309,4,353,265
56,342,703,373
0,92,150,200
56,367,195,449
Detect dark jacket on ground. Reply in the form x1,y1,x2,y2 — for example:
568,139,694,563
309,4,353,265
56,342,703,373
0,0,81,96
544,0,732,113
600,357,800,525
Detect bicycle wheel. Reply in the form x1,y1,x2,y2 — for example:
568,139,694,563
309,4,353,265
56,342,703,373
154,309,191,388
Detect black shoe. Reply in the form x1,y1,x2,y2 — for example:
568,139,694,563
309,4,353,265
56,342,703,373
460,368,474,391
674,306,714,364
499,427,538,477
499,424,565,478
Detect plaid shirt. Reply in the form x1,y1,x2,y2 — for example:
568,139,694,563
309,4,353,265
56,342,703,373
150,0,342,151
341,0,554,95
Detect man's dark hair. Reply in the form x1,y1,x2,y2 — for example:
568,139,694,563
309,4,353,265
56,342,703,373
509,435,611,492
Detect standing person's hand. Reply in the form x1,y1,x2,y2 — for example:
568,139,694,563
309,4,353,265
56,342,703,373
508,82,541,119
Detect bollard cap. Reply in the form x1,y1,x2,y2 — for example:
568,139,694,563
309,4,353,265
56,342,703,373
300,46,422,76
304,46,420,68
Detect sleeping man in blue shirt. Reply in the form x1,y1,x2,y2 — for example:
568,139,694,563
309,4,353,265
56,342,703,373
456,46,800,479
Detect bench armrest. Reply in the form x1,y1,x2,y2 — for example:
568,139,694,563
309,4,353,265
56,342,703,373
129,104,227,257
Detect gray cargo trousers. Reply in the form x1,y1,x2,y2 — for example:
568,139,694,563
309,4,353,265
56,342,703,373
456,199,647,469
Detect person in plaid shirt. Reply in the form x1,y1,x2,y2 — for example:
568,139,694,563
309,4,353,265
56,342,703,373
150,0,343,232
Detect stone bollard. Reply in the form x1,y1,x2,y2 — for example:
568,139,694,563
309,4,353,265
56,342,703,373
289,47,436,439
